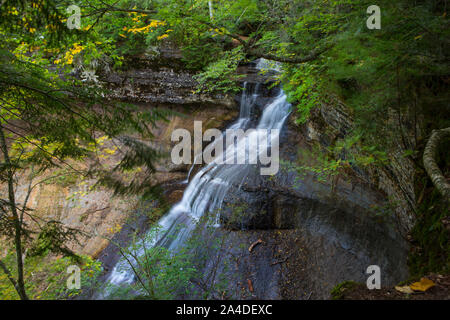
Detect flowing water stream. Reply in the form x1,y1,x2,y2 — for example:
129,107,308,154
97,62,291,298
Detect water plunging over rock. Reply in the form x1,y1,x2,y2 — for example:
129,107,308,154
98,69,290,292
94,60,409,300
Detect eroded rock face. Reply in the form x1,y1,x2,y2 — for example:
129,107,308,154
12,176,136,258
303,96,416,232
196,162,409,299
190,83,409,300
100,46,235,109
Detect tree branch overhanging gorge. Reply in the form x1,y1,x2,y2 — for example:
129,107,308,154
423,127,450,200
85,6,331,64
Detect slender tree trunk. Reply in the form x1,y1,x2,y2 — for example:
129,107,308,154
208,1,213,20
423,127,450,200
0,126,29,300
0,258,21,294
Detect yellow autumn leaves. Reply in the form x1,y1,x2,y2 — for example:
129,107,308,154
8,7,19,15
107,223,123,235
125,19,165,34
410,278,436,291
395,277,435,294
209,27,227,36
10,138,64,161
157,34,169,40
119,11,171,40
54,43,84,65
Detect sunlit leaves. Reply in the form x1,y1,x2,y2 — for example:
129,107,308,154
194,47,245,94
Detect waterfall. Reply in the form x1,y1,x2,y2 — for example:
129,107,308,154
98,62,291,298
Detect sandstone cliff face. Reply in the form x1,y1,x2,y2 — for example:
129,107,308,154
12,176,138,258
101,46,235,109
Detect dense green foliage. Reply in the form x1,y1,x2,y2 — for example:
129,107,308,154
47,0,448,171
0,0,169,299
0,0,448,299
0,246,102,300
107,226,198,300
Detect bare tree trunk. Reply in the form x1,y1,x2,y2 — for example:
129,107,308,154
0,259,18,289
423,127,450,200
208,1,213,20
0,126,29,300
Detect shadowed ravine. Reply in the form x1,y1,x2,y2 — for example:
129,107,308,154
92,61,409,300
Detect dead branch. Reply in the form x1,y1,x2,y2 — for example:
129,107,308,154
423,127,450,200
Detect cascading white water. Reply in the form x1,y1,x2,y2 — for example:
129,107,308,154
99,61,291,298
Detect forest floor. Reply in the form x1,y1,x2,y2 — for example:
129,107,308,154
335,273,450,300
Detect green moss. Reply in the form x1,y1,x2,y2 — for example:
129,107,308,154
43,168,79,187
330,281,361,300
0,248,102,300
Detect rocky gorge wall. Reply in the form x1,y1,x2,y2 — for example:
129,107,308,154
184,73,410,299
303,95,417,233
